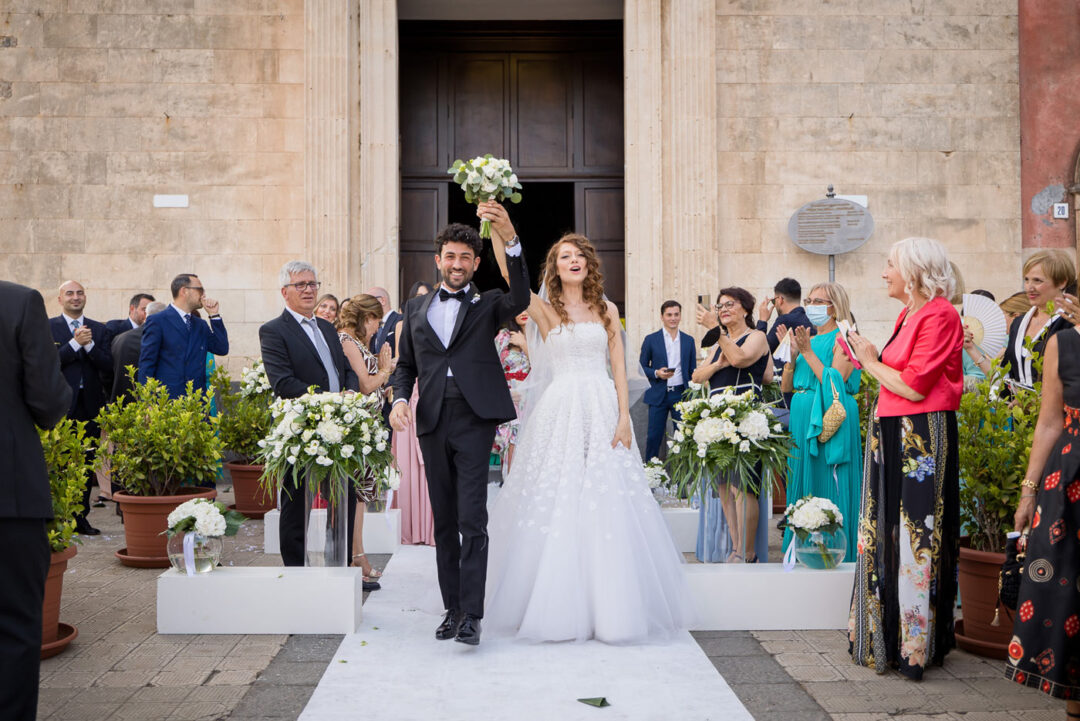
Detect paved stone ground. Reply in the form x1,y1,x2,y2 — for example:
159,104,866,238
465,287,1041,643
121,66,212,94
37,485,1067,721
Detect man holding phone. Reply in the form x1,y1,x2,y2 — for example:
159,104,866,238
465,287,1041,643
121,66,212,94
640,300,697,461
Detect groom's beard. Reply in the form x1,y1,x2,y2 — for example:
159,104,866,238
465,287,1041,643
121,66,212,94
440,266,474,291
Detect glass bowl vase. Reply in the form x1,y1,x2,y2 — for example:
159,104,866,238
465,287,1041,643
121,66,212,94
794,529,847,569
167,532,223,574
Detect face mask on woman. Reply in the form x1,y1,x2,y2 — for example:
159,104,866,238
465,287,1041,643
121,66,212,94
805,305,832,327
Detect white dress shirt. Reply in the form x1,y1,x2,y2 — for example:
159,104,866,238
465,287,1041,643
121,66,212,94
663,329,684,387
285,306,321,345
62,313,94,353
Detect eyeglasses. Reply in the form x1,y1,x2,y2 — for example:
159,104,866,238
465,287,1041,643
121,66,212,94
285,281,321,291
715,301,738,311
184,285,205,294
804,298,833,306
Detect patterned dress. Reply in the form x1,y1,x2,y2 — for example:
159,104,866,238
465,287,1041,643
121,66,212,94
1005,328,1080,699
492,328,531,456
338,332,379,503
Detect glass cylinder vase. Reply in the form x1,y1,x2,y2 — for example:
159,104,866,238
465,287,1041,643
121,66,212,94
304,477,348,567
794,529,847,569
167,531,223,575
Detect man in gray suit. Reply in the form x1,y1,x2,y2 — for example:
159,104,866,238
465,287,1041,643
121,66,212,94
0,280,72,721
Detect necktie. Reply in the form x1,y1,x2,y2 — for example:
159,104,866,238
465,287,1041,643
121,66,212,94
183,313,193,332
70,319,84,387
306,318,341,393
439,288,465,302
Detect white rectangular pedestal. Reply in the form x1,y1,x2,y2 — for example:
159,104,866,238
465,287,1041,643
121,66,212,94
362,509,400,554
661,507,697,553
686,562,855,630
157,567,362,634
263,508,401,556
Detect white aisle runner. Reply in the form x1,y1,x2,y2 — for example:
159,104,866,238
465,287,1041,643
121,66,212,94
299,545,753,721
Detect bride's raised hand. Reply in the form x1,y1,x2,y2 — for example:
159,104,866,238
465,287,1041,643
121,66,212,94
611,414,632,450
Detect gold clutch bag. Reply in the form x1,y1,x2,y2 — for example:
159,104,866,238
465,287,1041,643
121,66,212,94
818,384,847,443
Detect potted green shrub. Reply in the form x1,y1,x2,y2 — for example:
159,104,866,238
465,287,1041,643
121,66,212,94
212,363,275,518
38,418,90,658
955,358,1041,658
95,371,222,567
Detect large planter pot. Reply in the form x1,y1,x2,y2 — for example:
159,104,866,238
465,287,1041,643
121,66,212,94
41,544,78,659
956,544,1010,659
225,462,275,519
114,487,217,568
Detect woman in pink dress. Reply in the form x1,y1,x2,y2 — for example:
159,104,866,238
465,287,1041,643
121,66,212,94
391,281,435,545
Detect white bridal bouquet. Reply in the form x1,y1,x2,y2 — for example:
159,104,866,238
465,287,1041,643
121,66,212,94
447,155,523,238
166,498,245,539
256,390,393,508
666,383,789,500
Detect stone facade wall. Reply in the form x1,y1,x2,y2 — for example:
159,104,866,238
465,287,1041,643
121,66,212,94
713,0,1020,340
0,0,305,368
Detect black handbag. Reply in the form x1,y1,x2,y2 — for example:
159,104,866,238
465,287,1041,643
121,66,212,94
993,531,1027,625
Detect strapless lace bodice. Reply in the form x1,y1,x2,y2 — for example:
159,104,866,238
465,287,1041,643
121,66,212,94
544,322,610,378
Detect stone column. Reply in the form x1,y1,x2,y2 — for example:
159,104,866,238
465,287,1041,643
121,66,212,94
305,0,354,294
623,0,665,345
660,0,719,341
356,0,399,304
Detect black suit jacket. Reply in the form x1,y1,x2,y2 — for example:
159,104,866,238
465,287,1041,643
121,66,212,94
110,326,144,403
50,314,112,418
372,310,402,357
0,282,73,519
105,317,137,337
391,253,531,436
259,311,360,399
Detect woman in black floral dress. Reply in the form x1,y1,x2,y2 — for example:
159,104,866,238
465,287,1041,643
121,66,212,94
1006,292,1080,719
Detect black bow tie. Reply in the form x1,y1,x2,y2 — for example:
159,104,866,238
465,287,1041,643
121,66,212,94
439,288,466,302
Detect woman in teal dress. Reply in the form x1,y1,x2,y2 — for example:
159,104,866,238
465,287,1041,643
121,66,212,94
779,282,861,558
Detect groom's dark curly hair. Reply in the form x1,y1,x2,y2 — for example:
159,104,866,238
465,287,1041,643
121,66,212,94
434,223,484,257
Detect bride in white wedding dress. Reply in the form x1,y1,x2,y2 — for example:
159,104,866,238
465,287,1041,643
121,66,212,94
481,208,694,644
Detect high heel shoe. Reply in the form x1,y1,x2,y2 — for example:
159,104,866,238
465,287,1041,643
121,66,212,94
351,553,383,579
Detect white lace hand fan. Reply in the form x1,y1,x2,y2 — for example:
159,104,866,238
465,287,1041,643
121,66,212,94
962,293,1008,359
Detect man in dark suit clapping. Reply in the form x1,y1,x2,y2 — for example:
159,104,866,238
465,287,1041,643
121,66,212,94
259,261,360,568
50,280,111,535
1,281,73,721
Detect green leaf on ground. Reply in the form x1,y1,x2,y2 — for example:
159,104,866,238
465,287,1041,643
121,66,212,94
577,698,611,708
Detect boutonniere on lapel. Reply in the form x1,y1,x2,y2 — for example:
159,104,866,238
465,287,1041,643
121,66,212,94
470,293,481,305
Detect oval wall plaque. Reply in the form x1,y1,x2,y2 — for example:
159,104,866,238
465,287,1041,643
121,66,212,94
787,198,874,256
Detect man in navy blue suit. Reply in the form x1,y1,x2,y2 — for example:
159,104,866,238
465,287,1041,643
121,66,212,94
138,273,229,398
639,300,697,461
50,280,112,535
105,292,155,337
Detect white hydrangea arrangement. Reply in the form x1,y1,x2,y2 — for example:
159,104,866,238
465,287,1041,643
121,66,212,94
644,457,671,490
783,495,844,540
165,498,245,538
257,390,393,508
666,382,789,500
447,155,523,238
239,359,272,400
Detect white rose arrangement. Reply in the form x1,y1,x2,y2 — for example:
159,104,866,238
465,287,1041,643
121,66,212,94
782,495,845,568
447,155,523,238
643,457,671,490
257,390,394,508
239,359,272,400
666,384,789,501
166,498,245,539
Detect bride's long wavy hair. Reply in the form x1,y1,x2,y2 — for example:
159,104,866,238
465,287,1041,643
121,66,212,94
541,233,613,340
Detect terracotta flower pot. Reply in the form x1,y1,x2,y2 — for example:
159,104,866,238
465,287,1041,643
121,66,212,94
225,462,275,519
41,544,77,659
114,487,217,568
956,544,1010,659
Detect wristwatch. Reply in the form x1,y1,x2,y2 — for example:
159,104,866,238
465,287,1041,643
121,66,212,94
209,314,221,319
504,235,520,250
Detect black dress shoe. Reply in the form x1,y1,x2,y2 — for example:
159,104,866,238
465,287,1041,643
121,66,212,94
75,518,101,536
435,609,462,640
362,579,381,592
455,614,482,646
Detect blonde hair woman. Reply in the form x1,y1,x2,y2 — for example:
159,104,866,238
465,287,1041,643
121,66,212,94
337,293,393,589
846,237,964,680
777,282,861,560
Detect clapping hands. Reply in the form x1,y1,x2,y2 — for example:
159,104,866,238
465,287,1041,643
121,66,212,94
846,331,878,368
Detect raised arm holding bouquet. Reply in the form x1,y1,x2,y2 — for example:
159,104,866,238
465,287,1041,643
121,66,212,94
448,155,522,238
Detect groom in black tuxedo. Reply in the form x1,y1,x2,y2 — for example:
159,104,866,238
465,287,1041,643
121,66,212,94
390,205,530,645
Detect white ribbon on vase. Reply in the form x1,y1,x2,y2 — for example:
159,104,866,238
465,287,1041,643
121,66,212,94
182,532,197,577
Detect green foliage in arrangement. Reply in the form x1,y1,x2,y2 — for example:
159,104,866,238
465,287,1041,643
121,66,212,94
95,369,223,496
211,368,273,464
856,372,880,446
38,419,92,552
956,355,1041,554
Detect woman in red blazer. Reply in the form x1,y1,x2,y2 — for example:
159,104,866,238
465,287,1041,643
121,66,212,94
846,237,964,681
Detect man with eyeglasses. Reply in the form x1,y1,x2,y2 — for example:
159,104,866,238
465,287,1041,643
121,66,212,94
139,273,229,399
259,261,361,567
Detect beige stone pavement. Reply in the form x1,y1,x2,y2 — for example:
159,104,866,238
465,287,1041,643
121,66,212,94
36,490,1067,721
